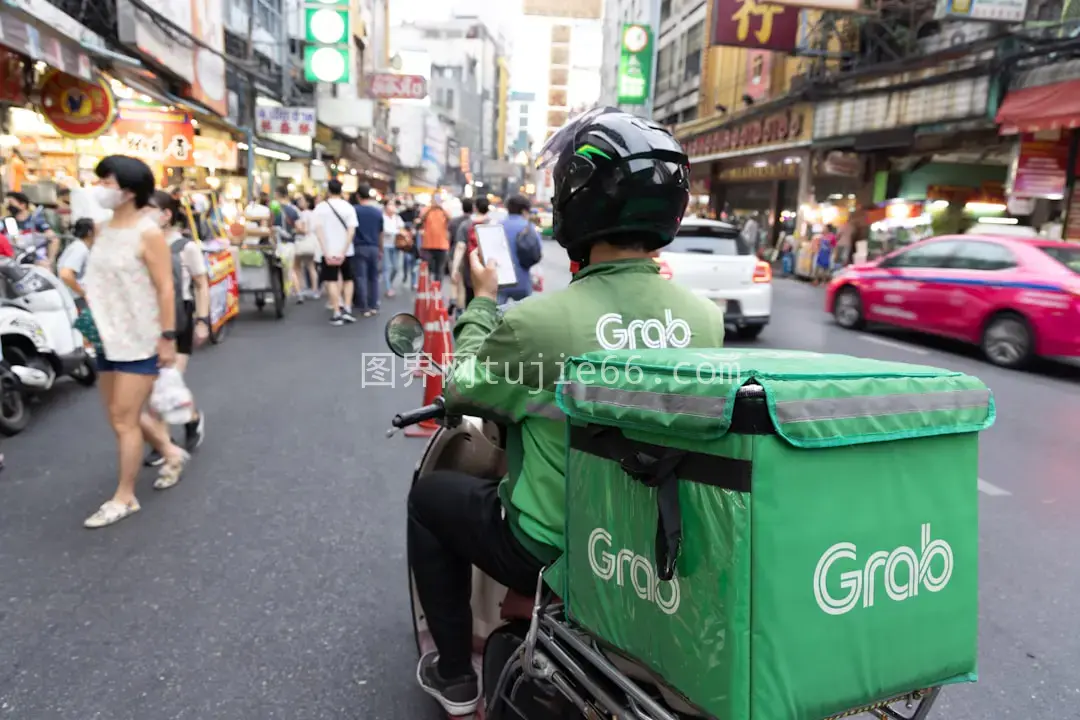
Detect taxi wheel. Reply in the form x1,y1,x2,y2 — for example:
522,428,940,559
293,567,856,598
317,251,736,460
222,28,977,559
981,313,1033,369
833,286,865,330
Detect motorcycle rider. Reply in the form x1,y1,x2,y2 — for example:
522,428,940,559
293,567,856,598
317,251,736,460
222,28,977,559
407,107,727,716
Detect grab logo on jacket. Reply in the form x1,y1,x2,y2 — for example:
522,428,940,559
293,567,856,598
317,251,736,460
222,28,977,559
595,310,692,350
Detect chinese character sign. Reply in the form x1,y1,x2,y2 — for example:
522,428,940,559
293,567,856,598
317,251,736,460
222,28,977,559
255,106,316,137
106,106,195,167
617,24,653,106
712,0,799,52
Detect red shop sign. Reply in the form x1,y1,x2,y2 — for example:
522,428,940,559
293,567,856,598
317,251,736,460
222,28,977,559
684,108,806,159
366,73,428,100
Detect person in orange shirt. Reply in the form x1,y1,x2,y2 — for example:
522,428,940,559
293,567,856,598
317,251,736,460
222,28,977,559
6,149,26,193
420,197,451,279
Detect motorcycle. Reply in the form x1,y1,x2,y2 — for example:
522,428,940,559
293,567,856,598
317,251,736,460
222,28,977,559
0,251,96,396
383,312,943,720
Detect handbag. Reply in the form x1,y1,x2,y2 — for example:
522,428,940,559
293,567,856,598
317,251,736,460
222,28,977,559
394,230,414,251
295,234,319,257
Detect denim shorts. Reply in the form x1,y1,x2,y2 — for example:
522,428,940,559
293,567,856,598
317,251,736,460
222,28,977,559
96,355,159,376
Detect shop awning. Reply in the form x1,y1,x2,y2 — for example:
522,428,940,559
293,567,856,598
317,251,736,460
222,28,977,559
996,79,1080,134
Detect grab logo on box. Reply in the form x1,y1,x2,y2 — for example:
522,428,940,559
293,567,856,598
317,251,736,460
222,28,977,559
588,528,681,615
813,524,954,616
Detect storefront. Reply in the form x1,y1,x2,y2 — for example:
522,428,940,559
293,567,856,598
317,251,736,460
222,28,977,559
679,103,815,245
995,78,1080,239
0,2,117,201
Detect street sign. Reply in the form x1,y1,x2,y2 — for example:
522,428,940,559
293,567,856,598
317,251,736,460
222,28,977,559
617,24,652,106
366,73,428,100
255,106,317,136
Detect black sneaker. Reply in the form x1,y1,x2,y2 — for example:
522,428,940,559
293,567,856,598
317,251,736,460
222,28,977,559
416,652,479,716
330,313,344,326
144,448,165,467
184,411,205,453
341,310,357,324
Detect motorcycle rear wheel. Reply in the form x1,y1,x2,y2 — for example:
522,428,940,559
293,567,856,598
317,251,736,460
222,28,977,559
482,623,580,720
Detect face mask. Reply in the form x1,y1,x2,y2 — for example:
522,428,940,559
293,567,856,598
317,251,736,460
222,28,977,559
92,186,126,210
6,204,19,216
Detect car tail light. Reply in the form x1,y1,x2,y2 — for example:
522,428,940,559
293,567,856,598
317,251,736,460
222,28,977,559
753,261,772,283
656,258,673,280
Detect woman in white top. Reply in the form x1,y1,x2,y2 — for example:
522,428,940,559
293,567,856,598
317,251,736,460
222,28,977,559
81,156,189,529
293,193,320,299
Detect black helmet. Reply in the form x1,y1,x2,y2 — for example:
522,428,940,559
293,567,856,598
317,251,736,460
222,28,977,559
537,107,690,263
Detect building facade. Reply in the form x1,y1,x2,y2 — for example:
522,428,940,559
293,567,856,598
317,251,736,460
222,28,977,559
651,0,707,126
390,17,508,188
599,0,654,110
519,0,603,149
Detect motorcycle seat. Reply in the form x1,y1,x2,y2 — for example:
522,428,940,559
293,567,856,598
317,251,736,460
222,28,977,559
501,589,559,621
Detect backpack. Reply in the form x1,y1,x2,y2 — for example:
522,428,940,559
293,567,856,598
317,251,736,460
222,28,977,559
277,203,298,241
515,222,542,269
170,236,191,333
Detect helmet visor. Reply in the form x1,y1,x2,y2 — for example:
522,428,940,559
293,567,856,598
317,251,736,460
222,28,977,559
536,106,619,170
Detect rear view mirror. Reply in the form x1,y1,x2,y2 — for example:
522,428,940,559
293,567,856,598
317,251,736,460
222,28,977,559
385,312,424,357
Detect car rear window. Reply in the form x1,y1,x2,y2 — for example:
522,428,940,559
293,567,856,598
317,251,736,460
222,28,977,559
669,226,748,255
1037,245,1080,273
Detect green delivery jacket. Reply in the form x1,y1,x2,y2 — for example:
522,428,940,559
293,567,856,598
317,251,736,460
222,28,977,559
445,258,727,564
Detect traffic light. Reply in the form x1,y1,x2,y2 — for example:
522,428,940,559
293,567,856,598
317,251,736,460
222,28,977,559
304,0,350,84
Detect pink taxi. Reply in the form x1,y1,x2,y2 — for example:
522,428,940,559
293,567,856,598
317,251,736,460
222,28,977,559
825,234,1080,368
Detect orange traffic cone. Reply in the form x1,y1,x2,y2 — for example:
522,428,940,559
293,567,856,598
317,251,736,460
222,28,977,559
405,291,449,439
412,264,432,378
413,261,430,322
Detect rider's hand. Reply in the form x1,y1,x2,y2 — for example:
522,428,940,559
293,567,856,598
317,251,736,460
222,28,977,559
469,249,498,301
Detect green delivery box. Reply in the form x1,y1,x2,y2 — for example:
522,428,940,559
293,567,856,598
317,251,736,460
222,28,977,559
554,348,994,720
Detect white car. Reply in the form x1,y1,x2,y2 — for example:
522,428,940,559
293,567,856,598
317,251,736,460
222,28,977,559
965,223,1039,237
656,218,772,339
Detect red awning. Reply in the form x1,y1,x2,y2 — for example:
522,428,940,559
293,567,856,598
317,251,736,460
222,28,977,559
996,79,1080,135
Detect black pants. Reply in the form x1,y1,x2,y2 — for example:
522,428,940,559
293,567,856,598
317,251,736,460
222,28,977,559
425,249,448,280
408,471,545,678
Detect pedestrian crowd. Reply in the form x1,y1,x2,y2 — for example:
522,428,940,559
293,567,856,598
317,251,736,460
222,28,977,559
266,184,545,325
1,155,545,527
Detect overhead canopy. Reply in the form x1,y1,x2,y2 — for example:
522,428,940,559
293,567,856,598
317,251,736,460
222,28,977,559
996,80,1080,135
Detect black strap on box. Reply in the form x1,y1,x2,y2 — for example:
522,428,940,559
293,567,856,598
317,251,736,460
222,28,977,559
570,424,752,582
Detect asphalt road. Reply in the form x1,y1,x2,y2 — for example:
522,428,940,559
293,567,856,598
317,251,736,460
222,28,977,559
0,244,1075,720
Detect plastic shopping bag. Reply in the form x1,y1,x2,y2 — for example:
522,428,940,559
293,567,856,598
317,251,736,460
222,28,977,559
150,367,195,425
530,265,544,293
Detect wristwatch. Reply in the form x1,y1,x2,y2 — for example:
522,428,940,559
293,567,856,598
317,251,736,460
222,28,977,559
161,330,178,341
196,316,211,327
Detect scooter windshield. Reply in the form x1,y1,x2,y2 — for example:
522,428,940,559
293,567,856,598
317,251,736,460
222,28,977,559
0,261,47,298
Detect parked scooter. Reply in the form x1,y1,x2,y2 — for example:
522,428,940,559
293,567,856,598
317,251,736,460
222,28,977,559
0,250,96,399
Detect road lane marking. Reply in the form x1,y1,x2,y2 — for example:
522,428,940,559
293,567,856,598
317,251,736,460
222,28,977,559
858,335,930,355
978,478,1012,496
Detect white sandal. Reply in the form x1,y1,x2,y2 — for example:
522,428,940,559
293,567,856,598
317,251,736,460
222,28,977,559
84,499,140,528
154,450,191,490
